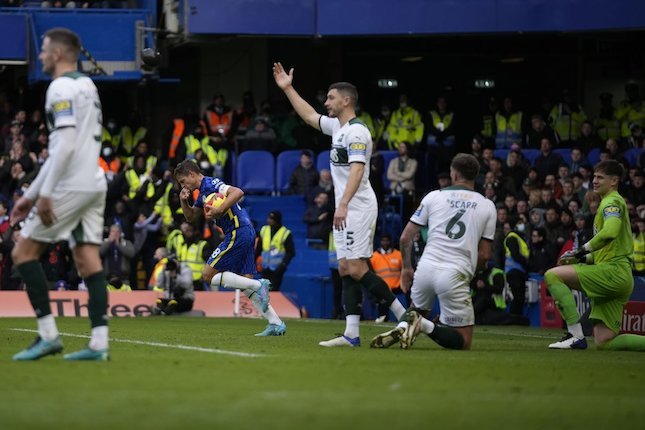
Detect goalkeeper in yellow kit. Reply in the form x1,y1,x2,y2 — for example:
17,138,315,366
546,160,645,350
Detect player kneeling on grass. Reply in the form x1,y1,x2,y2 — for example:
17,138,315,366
152,258,195,316
173,160,286,336
546,160,645,351
370,154,497,351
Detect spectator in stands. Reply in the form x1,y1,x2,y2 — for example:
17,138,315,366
572,211,593,251
307,168,333,206
370,234,403,323
385,94,423,150
386,141,417,217
256,210,295,291
544,174,563,205
598,148,613,164
151,258,195,316
544,207,567,253
491,204,508,268
529,207,546,231
626,124,644,149
304,191,333,248
99,140,122,183
624,170,645,206
289,150,318,196
488,157,514,198
503,148,529,194
568,147,587,175
495,96,523,149
528,227,554,275
232,90,257,140
436,171,451,189
567,197,582,215
41,241,76,290
244,116,277,152
504,194,518,223
100,223,136,283
503,218,530,317
534,137,564,180
578,164,593,190
133,209,162,285
577,120,603,149
559,208,575,242
571,172,588,201
549,90,587,145
105,199,134,241
516,199,529,219
0,200,9,234
470,135,485,163
4,120,23,155
557,163,570,185
525,113,558,149
561,179,577,208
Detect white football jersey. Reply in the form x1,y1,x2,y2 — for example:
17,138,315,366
319,115,377,211
45,72,106,193
411,186,497,278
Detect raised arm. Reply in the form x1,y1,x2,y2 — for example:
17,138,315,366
272,62,321,130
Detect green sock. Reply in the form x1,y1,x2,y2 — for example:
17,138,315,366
428,326,465,350
545,271,579,326
342,275,363,316
85,271,109,328
359,271,395,306
17,261,51,318
600,334,645,351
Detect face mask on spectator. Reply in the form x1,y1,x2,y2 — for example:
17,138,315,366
199,161,210,170
102,147,112,157
516,223,526,233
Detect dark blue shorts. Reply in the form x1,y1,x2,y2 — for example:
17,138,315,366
207,225,257,276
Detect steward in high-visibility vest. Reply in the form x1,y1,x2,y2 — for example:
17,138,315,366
174,222,210,288
495,97,523,149
616,101,645,139
204,94,233,138
426,97,455,148
118,125,148,157
481,97,498,142
153,182,175,237
126,141,157,176
257,210,295,291
595,93,621,141
503,223,530,315
549,95,587,143
369,236,402,291
107,275,132,292
385,95,424,150
356,107,377,141
124,157,155,200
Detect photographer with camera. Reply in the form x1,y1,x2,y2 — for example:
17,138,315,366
152,257,194,315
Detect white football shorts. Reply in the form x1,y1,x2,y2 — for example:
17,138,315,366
20,190,106,248
411,264,475,327
333,205,377,260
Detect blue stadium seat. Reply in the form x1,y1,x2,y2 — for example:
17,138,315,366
493,149,509,160
237,151,275,194
316,150,330,172
522,149,541,166
622,148,643,167
381,150,398,189
276,150,312,194
553,148,572,165
587,148,601,166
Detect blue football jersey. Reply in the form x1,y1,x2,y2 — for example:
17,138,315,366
194,176,252,235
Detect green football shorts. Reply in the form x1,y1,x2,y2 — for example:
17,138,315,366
574,261,633,333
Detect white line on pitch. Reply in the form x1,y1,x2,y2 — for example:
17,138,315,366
9,328,265,358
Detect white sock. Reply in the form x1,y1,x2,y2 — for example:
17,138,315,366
211,272,260,291
243,290,282,325
344,314,360,338
396,321,409,330
568,323,584,339
420,317,435,334
37,314,59,341
89,325,109,351
389,299,406,321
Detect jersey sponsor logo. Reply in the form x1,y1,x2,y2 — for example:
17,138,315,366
52,100,73,117
603,205,621,218
413,206,423,217
348,142,366,156
330,147,349,165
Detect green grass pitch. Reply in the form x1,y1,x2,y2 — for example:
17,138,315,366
1,317,643,430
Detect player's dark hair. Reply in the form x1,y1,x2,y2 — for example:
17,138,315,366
450,153,480,182
44,27,81,59
173,159,200,179
328,82,358,106
595,160,625,179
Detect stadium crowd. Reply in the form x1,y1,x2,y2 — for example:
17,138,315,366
0,83,644,321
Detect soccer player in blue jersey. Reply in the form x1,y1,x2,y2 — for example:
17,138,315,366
173,160,286,336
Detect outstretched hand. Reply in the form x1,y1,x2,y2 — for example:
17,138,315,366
272,62,294,90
